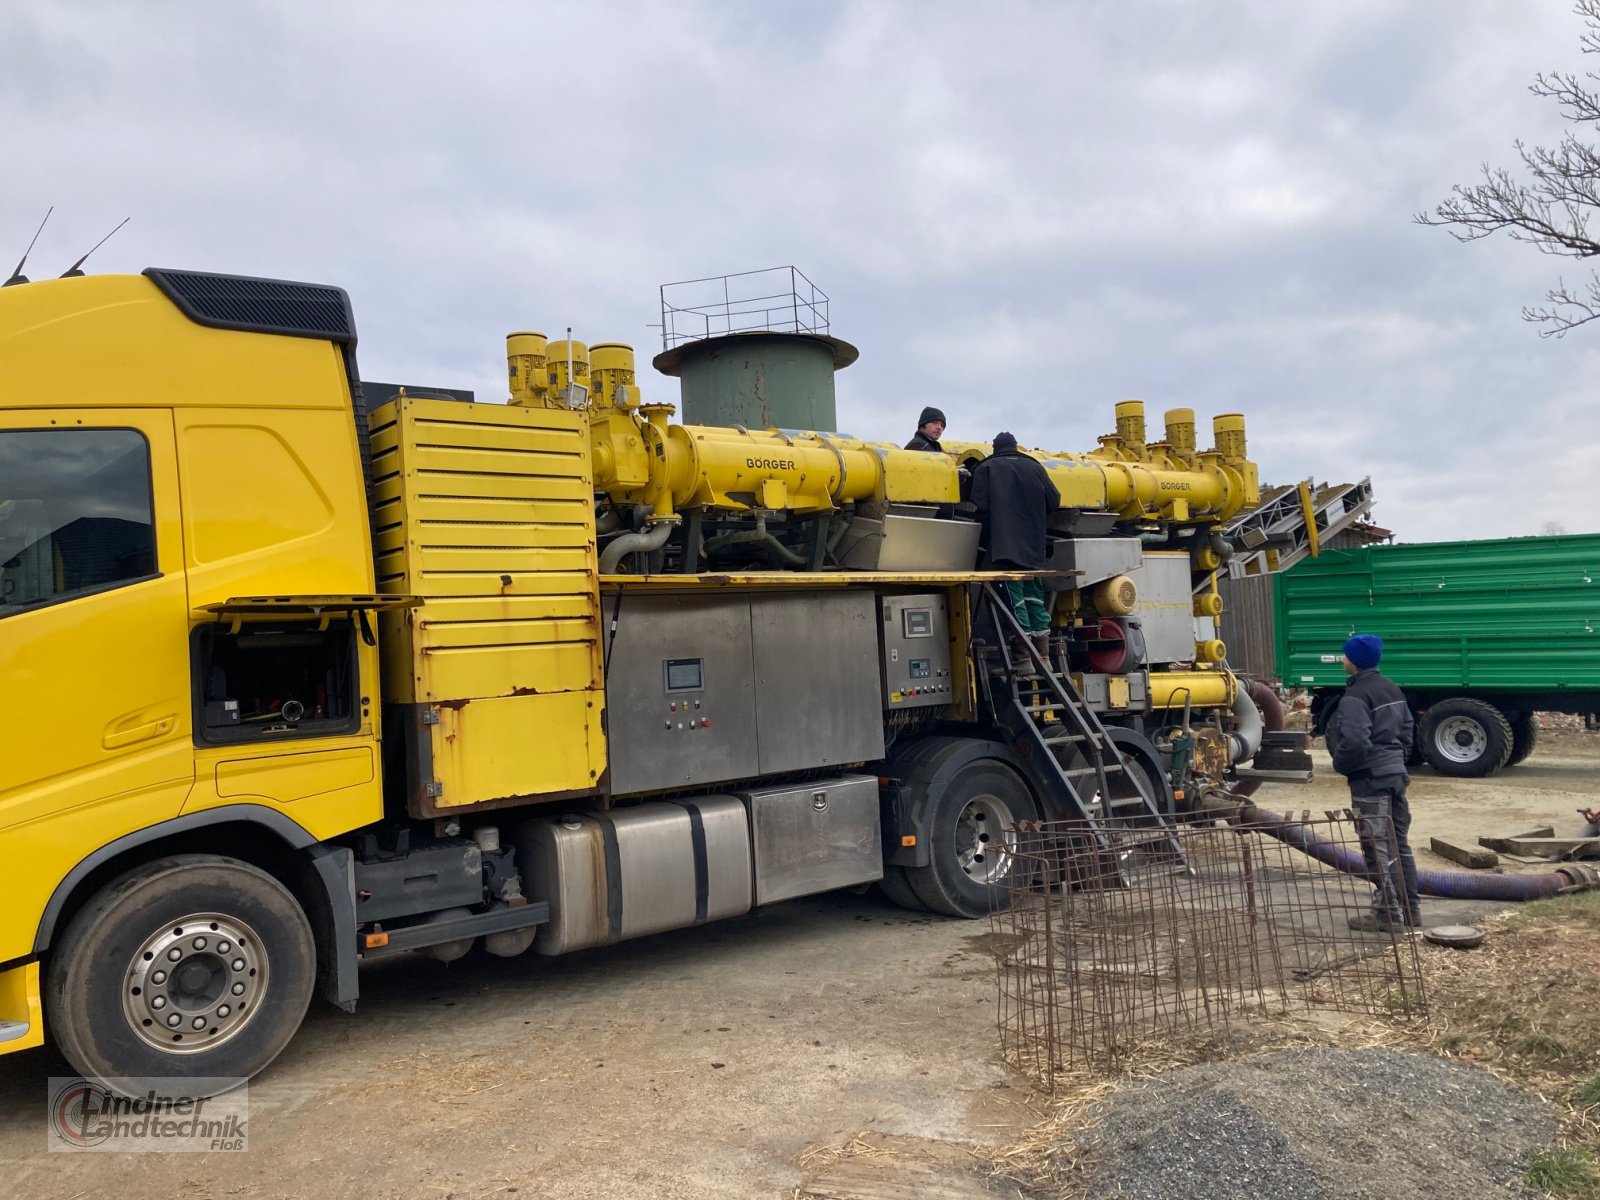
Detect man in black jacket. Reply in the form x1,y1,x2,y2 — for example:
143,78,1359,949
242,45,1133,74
1330,633,1421,932
971,432,1060,658
905,407,946,452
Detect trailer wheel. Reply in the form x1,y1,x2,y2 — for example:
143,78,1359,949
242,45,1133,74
1507,713,1539,767
905,760,1038,918
46,855,315,1091
1420,699,1513,778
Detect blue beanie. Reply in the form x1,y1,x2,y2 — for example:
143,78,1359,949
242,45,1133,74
1343,634,1383,669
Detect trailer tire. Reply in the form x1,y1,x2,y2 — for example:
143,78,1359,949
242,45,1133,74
1508,713,1539,767
46,855,315,1092
904,760,1038,919
876,865,928,912
1420,699,1514,778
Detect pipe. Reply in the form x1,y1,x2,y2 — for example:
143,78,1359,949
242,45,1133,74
1150,669,1234,711
1241,805,1597,901
595,507,622,535
1230,679,1284,800
703,512,808,566
599,519,675,574
1228,681,1263,763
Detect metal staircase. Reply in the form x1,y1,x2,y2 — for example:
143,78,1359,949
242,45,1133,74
978,583,1183,864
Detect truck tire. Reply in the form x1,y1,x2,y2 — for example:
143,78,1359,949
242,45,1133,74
1419,699,1513,778
46,855,315,1091
876,864,928,912
904,759,1039,919
1508,713,1539,767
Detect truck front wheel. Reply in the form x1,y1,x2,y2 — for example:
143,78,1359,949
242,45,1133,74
46,855,314,1091
1419,699,1513,778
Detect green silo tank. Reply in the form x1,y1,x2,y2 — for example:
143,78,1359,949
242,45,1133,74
652,331,858,433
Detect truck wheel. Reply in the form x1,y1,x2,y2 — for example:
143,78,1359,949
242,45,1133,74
876,864,928,912
1420,699,1513,778
46,855,315,1091
1507,713,1539,767
905,760,1038,918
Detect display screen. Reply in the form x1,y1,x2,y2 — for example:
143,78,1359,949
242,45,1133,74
903,609,932,637
664,658,704,692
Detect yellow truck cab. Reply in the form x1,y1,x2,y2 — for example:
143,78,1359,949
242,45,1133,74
0,268,1298,1091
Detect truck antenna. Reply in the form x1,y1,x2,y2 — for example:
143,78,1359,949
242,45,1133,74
3,206,53,287
60,216,130,277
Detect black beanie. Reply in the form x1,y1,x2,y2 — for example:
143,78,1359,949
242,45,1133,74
993,431,1017,451
918,406,946,427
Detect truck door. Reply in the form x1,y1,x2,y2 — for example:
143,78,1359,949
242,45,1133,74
0,411,194,843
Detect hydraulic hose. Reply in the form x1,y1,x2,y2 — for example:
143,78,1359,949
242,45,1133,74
1240,804,1597,901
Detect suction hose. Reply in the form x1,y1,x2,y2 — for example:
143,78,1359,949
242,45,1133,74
1228,681,1264,764
1229,679,1283,800
599,519,676,574
1240,805,1600,901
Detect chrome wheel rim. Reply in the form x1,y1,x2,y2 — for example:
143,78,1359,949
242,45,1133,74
122,913,267,1054
1435,716,1487,764
956,794,1015,884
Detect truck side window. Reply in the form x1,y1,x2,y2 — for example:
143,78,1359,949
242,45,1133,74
0,428,157,617
191,620,361,744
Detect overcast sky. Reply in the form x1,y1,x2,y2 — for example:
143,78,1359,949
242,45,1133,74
5,0,1597,541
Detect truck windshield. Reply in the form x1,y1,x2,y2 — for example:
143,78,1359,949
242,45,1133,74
0,428,156,617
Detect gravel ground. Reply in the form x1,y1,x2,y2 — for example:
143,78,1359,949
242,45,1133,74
1079,1047,1551,1200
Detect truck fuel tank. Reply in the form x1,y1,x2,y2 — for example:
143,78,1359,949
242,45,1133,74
513,797,751,955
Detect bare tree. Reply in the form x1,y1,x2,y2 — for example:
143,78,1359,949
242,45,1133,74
1540,520,1569,535
1417,0,1600,336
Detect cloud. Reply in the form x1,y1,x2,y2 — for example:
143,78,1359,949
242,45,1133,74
1,0,1594,540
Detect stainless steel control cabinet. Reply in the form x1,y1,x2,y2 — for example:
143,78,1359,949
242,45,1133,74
607,591,884,794
737,774,883,904
1132,551,1198,664
879,593,954,710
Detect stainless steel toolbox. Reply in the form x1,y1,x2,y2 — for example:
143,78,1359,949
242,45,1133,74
737,774,883,905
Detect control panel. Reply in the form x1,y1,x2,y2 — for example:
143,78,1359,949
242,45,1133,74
879,593,953,710
662,658,713,732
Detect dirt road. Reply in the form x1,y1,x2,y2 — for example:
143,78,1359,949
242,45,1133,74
2,733,1593,1199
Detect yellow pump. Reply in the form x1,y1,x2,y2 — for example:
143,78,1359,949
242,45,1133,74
510,336,1259,529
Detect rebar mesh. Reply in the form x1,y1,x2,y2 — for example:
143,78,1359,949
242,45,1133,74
993,815,1427,1080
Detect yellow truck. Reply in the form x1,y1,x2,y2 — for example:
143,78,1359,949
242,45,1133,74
0,268,1296,1089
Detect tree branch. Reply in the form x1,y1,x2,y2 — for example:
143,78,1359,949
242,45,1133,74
1418,0,1600,333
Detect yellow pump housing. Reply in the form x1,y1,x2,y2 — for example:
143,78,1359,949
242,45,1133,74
509,339,1259,528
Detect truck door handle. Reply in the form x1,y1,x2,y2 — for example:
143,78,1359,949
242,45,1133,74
103,715,177,750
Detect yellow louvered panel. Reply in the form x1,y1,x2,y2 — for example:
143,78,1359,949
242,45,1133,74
369,396,605,810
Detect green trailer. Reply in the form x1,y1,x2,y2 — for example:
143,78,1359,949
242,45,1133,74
1274,533,1600,777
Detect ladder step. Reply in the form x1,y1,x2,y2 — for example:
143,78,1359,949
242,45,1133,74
1060,763,1124,778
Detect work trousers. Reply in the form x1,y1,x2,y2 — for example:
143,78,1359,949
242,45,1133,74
1350,775,1420,922
1004,578,1050,633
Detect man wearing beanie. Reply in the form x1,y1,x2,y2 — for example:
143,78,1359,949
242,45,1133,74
1329,633,1421,932
905,407,946,452
971,432,1060,658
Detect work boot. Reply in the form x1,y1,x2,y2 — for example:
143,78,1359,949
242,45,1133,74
1032,633,1053,666
1407,905,1425,928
